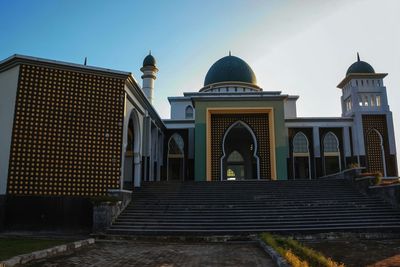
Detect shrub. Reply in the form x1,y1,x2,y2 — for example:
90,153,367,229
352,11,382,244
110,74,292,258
260,233,344,267
372,172,382,186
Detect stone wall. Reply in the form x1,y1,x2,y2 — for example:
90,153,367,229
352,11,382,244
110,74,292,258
342,171,400,210
369,184,400,209
92,190,132,232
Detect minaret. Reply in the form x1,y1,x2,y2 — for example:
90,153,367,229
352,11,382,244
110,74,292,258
337,53,397,177
140,51,158,104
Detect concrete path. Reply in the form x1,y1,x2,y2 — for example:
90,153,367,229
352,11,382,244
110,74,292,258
28,241,275,267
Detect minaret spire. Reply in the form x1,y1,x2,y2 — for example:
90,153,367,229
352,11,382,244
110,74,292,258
141,52,158,104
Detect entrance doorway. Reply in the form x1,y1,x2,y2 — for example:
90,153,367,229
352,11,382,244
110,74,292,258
292,132,311,179
221,121,259,180
167,133,185,180
323,132,341,175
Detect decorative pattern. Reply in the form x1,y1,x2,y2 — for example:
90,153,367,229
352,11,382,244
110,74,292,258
210,113,270,180
362,115,388,175
293,132,309,154
7,64,125,196
366,130,384,173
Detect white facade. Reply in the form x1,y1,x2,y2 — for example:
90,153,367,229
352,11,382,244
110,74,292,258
0,66,19,195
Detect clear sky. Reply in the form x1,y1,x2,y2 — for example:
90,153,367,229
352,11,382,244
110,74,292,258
1,0,399,171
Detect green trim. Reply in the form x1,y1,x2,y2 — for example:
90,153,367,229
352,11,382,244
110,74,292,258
194,99,288,181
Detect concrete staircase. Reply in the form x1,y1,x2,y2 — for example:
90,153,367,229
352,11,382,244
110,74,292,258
107,179,400,235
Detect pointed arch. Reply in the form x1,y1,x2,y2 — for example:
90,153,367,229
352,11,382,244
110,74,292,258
220,120,260,180
123,109,141,189
185,105,194,119
322,131,341,175
292,132,311,179
167,133,185,180
366,128,387,177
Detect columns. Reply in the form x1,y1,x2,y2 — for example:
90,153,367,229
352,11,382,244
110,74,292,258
134,153,141,187
312,127,320,157
343,126,351,157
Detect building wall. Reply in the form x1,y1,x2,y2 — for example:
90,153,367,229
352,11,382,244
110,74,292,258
194,100,288,181
7,64,126,197
0,66,20,196
170,99,194,120
284,97,297,119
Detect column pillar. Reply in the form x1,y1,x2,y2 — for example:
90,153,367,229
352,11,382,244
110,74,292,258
134,153,141,187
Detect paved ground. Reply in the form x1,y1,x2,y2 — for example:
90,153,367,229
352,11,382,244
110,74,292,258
304,238,400,267
29,241,276,267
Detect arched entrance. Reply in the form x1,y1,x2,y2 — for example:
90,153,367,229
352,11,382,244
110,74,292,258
292,132,311,179
221,121,259,180
123,110,141,189
323,132,341,175
167,133,185,180
366,129,387,176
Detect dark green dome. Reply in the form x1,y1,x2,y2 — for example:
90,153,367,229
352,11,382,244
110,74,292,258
143,53,156,67
346,53,375,75
204,55,257,86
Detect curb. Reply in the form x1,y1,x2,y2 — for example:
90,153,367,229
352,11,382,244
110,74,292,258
0,238,95,267
256,238,291,267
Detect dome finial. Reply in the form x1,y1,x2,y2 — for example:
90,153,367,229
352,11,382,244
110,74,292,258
357,52,360,62
229,50,231,56
149,50,152,55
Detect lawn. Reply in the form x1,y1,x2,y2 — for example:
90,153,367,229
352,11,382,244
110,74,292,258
0,237,70,261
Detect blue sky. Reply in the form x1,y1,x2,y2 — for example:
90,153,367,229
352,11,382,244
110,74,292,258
1,0,399,170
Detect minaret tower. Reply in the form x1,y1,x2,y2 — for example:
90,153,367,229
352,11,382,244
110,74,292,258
337,53,397,177
140,51,158,104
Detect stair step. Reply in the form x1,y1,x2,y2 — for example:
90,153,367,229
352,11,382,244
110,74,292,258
107,180,400,235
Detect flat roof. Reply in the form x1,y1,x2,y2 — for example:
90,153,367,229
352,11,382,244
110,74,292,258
0,54,131,78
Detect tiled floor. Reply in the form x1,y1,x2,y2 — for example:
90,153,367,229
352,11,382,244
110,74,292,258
30,241,275,267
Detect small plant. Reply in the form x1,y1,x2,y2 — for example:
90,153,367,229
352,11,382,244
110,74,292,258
348,162,360,169
90,195,119,206
372,172,383,186
260,233,344,267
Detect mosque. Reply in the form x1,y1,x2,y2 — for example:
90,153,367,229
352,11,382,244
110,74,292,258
0,52,397,228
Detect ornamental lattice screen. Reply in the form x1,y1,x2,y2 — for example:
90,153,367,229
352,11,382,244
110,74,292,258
210,113,270,180
7,64,125,196
362,114,389,175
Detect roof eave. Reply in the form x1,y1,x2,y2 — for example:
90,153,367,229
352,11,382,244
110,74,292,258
337,73,388,89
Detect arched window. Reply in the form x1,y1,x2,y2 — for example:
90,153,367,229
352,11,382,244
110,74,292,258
226,150,245,180
292,132,310,179
323,132,339,153
227,150,244,162
293,132,309,154
168,133,184,156
323,132,341,175
185,105,194,119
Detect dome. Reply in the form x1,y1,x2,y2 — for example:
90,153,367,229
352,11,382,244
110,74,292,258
346,53,375,76
143,53,156,67
204,54,257,86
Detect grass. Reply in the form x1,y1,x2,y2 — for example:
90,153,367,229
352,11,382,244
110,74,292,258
260,233,344,267
0,237,70,261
